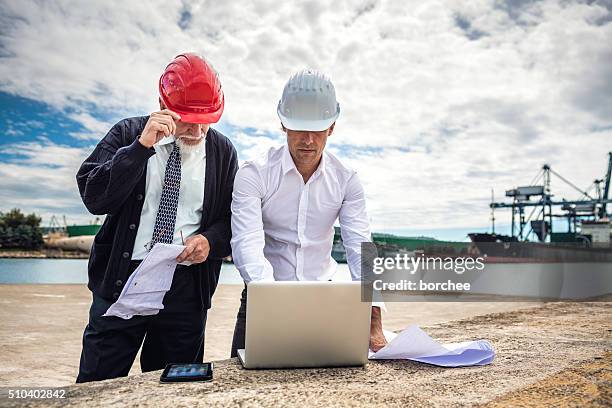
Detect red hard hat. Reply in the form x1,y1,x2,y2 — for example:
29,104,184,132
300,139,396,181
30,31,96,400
159,53,224,123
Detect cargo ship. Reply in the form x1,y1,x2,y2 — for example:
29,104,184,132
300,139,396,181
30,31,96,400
457,152,612,299
362,153,611,300
468,152,612,257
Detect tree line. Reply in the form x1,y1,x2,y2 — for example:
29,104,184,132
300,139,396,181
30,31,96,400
0,208,44,250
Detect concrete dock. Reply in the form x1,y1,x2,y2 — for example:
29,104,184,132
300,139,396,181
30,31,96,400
0,285,609,406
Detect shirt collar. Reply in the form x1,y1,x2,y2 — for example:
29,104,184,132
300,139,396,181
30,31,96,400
157,136,175,146
281,145,297,175
314,151,326,178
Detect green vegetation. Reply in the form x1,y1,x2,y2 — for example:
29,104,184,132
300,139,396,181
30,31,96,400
0,208,44,250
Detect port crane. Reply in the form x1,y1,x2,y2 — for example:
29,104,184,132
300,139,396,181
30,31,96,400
487,152,612,244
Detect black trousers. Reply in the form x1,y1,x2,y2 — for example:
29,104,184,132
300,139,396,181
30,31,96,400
230,285,248,358
77,263,206,383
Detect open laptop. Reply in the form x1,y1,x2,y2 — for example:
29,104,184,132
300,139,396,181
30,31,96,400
237,281,372,369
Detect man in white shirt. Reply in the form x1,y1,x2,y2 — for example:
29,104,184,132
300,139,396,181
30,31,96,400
230,69,387,357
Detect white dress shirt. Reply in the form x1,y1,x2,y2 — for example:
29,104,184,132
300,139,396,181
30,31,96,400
231,144,371,282
131,136,206,260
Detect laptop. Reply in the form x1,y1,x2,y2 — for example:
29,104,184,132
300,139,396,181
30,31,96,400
237,281,372,369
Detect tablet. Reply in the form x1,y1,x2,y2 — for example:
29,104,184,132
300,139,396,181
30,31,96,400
159,363,213,383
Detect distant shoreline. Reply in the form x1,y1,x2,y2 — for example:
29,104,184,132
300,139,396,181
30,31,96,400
0,249,237,263
0,248,88,259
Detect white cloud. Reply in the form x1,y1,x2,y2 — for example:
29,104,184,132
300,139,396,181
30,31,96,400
0,141,96,224
66,112,114,140
5,128,23,137
0,0,610,231
232,131,283,164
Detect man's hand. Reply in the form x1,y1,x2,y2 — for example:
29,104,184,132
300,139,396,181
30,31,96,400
176,234,210,264
369,306,387,352
139,109,181,148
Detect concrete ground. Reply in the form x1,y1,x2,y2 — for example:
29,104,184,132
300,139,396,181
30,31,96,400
0,285,609,407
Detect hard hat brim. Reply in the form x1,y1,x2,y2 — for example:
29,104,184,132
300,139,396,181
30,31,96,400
172,109,223,124
277,109,338,132
161,95,224,124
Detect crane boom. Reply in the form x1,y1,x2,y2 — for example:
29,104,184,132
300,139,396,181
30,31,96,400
600,152,612,218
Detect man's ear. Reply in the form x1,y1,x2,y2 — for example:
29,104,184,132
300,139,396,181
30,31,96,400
327,122,336,136
159,97,166,110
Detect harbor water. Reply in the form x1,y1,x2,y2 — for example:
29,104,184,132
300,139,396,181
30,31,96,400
0,259,352,285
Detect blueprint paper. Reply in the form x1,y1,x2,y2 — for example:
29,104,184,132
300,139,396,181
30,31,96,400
103,243,185,319
368,325,495,367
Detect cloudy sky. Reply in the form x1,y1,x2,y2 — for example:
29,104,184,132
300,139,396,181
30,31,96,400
0,0,610,241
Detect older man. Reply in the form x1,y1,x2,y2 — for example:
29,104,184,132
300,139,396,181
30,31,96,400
76,53,237,382
230,69,387,357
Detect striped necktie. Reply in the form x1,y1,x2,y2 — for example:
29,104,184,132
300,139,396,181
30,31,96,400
150,142,181,247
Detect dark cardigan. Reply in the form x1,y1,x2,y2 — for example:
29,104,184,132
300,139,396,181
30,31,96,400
76,116,238,309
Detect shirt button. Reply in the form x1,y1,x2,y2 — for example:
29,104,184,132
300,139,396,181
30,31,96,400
112,292,119,299
115,280,123,287
136,194,143,201
122,252,130,259
129,224,136,230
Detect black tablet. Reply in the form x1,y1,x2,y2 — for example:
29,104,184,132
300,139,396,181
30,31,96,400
160,363,213,383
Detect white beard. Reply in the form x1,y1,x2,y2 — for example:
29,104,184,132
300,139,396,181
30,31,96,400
175,136,205,156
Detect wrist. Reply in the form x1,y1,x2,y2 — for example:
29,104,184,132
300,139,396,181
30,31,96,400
370,307,383,329
138,135,153,148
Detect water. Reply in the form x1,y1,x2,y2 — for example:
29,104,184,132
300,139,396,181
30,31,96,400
0,259,352,284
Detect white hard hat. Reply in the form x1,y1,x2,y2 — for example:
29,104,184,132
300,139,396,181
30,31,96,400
277,69,340,132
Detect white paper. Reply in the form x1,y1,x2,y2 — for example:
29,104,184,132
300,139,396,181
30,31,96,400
103,243,185,319
368,325,495,367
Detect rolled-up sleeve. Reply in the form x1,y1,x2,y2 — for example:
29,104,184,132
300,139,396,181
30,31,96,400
230,163,274,282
